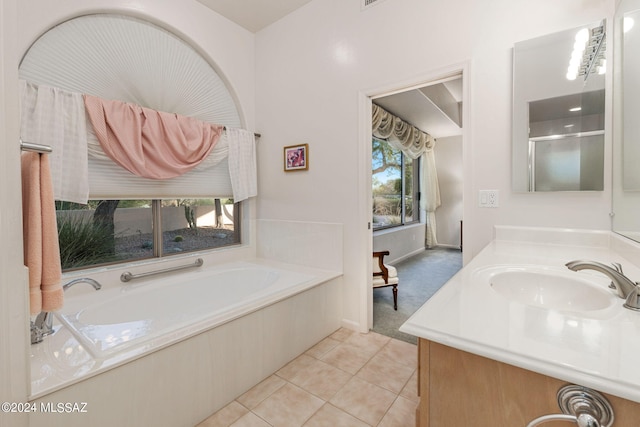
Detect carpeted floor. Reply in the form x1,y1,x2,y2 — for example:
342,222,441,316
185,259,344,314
372,247,463,344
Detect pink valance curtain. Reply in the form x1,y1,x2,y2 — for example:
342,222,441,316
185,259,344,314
84,94,223,180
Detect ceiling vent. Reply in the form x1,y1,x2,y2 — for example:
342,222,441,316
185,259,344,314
362,0,388,11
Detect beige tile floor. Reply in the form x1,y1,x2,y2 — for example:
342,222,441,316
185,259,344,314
197,328,418,427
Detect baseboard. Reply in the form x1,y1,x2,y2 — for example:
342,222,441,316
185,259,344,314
388,247,426,265
436,243,461,250
341,318,366,333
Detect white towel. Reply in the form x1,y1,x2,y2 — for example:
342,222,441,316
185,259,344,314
20,80,89,204
226,128,257,202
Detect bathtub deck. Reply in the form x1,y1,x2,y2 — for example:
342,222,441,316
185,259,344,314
196,329,418,427
29,260,342,400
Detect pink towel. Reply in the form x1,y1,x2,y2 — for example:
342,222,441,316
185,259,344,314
21,152,63,315
83,94,223,179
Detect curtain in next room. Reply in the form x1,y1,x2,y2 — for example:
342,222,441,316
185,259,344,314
372,104,441,248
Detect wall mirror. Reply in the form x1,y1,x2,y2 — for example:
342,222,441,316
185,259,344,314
613,0,640,242
512,21,606,192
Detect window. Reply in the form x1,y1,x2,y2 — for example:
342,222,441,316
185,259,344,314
19,14,249,272
372,138,420,230
56,198,240,271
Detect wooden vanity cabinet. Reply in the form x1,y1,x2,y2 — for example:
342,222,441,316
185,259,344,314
416,339,640,427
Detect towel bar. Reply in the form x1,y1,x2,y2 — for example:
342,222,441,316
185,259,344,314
20,140,52,153
120,258,204,282
525,384,614,427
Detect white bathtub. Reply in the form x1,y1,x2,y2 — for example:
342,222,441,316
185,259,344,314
30,258,342,427
56,262,315,358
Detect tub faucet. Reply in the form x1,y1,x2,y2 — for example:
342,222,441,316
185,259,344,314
30,278,102,344
565,260,640,311
62,277,102,292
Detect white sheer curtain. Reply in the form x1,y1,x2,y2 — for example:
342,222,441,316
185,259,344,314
420,138,440,248
372,104,441,248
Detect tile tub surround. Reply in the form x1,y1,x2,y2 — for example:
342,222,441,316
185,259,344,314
197,329,418,427
401,226,640,403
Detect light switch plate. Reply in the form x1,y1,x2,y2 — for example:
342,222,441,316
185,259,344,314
479,190,499,208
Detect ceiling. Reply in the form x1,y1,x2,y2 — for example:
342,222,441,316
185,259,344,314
196,1,463,139
529,89,605,123
374,77,463,139
196,0,314,32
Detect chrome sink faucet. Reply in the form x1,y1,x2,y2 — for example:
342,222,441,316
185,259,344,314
566,260,640,311
30,278,102,344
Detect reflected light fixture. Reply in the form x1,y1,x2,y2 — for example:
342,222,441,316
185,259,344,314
625,17,635,33
598,58,606,75
566,23,606,81
569,107,582,112
334,42,353,65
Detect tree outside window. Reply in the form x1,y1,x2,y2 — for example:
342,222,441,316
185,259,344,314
56,198,240,271
372,138,420,230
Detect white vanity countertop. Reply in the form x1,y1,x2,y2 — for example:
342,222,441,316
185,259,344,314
400,226,640,403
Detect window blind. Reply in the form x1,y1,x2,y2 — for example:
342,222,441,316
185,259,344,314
88,143,234,200
19,13,242,201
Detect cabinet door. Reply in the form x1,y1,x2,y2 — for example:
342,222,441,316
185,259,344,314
418,339,640,426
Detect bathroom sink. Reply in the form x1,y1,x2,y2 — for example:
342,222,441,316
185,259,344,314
482,267,615,311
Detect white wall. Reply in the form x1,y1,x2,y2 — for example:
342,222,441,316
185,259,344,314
0,0,30,425
255,0,614,330
1,0,255,423
373,224,425,264
435,135,463,249
257,219,344,272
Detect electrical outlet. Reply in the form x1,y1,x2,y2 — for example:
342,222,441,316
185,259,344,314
487,190,498,207
479,190,499,208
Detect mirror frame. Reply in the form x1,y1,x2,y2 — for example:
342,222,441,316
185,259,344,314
613,0,640,242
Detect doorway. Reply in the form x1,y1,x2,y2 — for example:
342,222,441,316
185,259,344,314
363,68,466,337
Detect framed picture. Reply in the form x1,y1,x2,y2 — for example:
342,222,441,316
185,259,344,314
284,143,309,171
